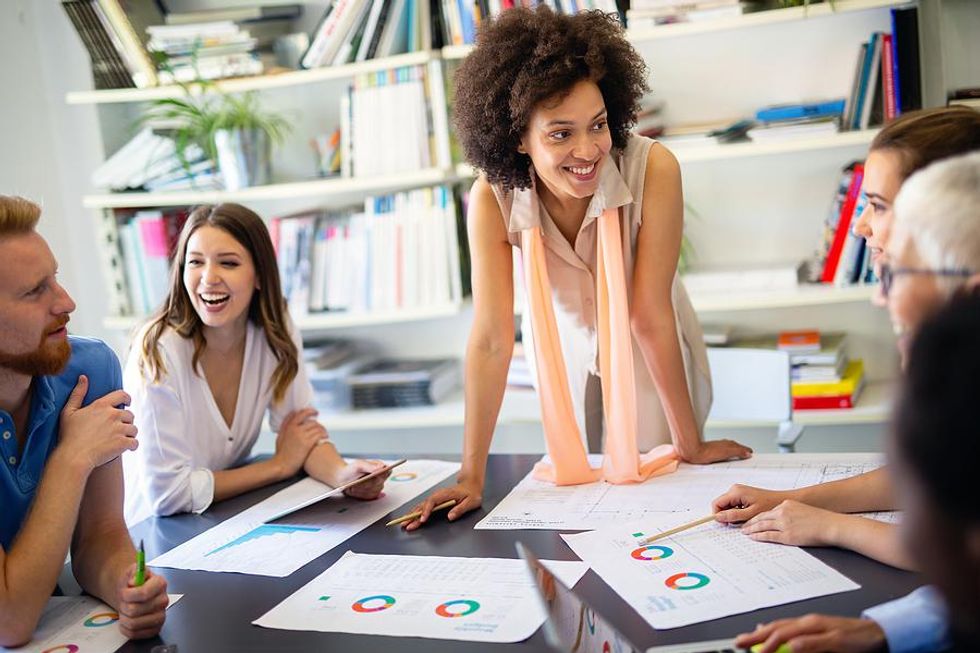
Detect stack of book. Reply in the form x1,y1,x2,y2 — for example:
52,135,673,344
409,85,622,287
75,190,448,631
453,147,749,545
340,62,451,178
734,331,863,410
303,339,369,412
948,88,980,111
627,0,755,29
270,185,465,316
158,3,302,67
90,128,219,192
147,22,264,83
842,6,922,131
348,358,461,408
804,162,876,287
746,99,844,143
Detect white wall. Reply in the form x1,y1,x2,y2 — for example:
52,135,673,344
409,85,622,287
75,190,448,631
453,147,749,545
1,1,114,348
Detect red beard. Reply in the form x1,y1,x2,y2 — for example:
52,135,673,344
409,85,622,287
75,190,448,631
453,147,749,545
0,318,72,376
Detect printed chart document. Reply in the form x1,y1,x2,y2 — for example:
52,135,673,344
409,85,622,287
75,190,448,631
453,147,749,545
562,520,859,629
150,459,459,577
2,594,182,653
478,453,889,530
254,552,588,643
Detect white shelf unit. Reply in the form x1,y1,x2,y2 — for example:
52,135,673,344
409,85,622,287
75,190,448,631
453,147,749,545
319,381,894,431
440,0,913,60
82,167,466,209
65,50,440,105
103,302,467,333
70,0,969,442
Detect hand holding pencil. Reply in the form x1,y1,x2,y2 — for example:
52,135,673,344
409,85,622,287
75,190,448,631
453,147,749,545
399,479,484,531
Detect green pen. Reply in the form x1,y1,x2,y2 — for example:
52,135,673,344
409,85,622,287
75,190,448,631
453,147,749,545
134,539,146,586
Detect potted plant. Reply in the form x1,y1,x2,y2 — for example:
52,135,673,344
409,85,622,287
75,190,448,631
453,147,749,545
140,68,290,191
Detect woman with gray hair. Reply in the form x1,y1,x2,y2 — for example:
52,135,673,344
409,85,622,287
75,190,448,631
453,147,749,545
884,150,980,361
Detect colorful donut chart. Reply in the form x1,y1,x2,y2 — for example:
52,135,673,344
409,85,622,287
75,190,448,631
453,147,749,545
83,612,119,627
664,572,711,590
434,599,480,618
630,545,674,561
389,472,417,482
351,595,396,613
42,646,79,653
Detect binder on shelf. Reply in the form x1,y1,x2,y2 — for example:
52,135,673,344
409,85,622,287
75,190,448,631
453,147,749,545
890,6,921,114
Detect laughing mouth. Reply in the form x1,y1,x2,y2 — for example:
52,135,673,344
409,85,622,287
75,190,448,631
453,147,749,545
200,293,230,306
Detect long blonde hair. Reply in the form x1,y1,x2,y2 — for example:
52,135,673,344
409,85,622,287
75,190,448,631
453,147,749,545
138,203,298,402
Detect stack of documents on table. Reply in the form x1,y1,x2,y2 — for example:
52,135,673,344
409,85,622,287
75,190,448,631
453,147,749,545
254,552,588,643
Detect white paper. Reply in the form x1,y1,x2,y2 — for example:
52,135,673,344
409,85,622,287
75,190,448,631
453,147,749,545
478,453,889,530
149,459,459,577
562,521,859,629
254,552,588,643
2,594,182,653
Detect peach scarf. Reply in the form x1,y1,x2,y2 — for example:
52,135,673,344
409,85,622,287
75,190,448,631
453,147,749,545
521,206,678,485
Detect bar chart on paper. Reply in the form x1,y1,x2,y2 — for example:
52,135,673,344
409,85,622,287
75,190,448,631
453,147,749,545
149,459,459,576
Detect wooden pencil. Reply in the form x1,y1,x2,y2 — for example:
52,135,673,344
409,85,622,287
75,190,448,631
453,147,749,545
637,514,715,545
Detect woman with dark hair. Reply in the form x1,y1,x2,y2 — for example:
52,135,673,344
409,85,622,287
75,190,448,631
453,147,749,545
405,7,751,530
122,204,387,525
712,109,980,569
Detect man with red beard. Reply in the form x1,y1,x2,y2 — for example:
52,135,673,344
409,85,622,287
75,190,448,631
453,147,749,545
0,196,168,647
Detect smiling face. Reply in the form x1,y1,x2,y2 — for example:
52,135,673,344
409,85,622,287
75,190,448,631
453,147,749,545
855,149,905,307
519,80,613,203
0,231,76,376
182,225,258,334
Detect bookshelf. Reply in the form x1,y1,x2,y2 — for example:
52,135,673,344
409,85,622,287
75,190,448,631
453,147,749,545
65,49,440,106
439,0,914,60
82,166,466,209
103,301,466,333
66,0,975,443
318,381,894,432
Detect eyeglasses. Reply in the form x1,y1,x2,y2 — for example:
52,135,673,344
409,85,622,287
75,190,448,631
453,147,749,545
879,262,974,297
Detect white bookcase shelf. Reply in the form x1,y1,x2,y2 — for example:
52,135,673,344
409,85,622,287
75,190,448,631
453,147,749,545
318,381,894,431
82,167,466,209
103,302,467,333
627,0,913,42
65,50,440,105
690,284,878,312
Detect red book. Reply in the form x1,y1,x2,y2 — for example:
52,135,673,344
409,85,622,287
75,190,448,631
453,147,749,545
881,34,897,121
778,330,821,352
821,163,864,283
794,394,857,410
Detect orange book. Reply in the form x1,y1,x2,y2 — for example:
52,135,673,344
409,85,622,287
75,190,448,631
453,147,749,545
778,330,821,352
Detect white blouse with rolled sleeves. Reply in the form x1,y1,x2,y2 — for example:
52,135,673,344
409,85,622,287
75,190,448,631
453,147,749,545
122,320,313,526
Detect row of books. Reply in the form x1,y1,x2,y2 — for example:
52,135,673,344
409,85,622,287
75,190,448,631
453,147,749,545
627,0,754,29
305,340,461,410
341,62,451,178
112,209,188,316
806,161,876,287
62,0,159,89
270,185,466,316
842,6,921,131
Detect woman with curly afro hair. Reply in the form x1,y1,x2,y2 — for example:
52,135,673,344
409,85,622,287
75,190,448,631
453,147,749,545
404,7,751,530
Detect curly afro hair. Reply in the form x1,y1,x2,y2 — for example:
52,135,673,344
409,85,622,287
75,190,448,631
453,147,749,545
453,7,648,191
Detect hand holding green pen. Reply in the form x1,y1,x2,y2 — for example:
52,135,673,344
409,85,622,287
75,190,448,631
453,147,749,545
134,539,145,587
